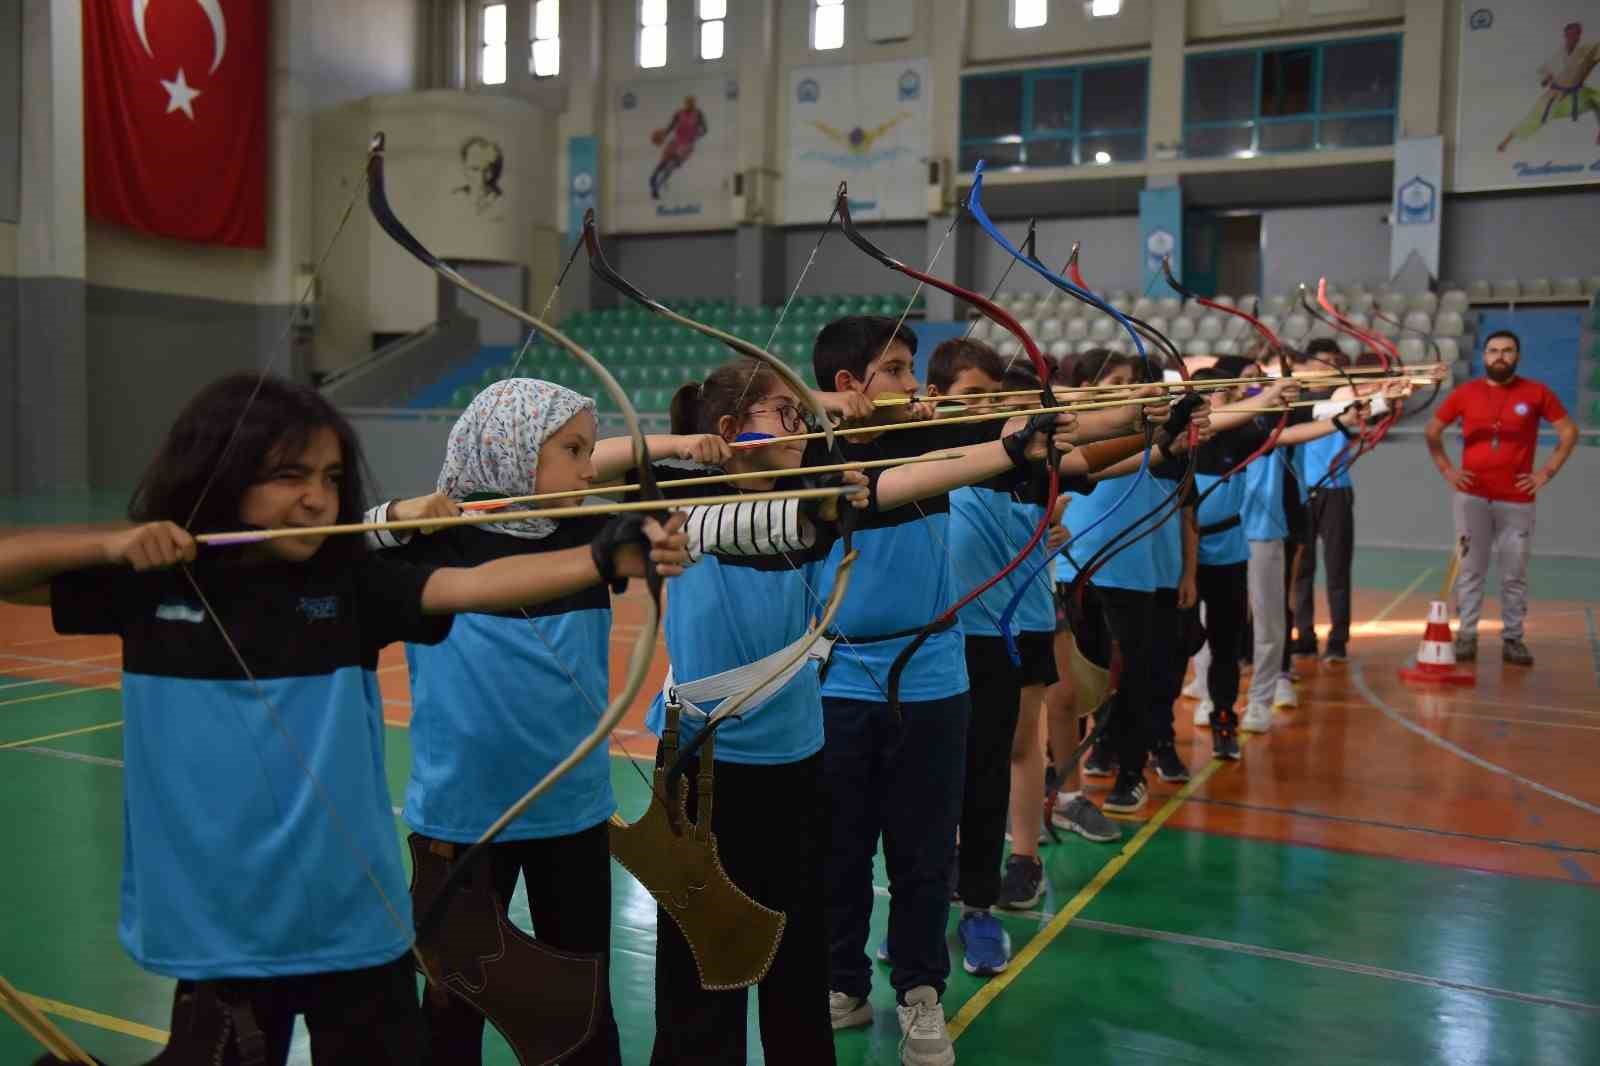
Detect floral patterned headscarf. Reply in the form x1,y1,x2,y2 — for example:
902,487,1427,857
436,378,596,539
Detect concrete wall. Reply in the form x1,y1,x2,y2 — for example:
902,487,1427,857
968,215,1144,298
0,0,18,223
1262,202,1392,293
785,222,929,298
1441,191,1600,288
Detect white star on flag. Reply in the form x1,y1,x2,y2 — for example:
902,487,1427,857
161,68,201,119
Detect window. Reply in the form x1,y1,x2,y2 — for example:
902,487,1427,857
813,0,845,51
480,3,507,86
958,61,1148,172
639,0,667,68
530,0,559,78
1182,36,1399,159
1087,0,1121,16
1012,0,1047,30
699,0,725,60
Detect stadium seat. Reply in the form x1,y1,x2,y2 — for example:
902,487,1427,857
1398,337,1426,363
1089,317,1116,342
1156,296,1183,318
1554,277,1583,299
1491,279,1520,300
1168,317,1196,342
1407,292,1439,315
1435,337,1461,364
1196,315,1223,341
1439,289,1469,314
1433,311,1466,337
1377,290,1406,314
1066,319,1089,341
1336,337,1362,359
1523,278,1552,298
1183,338,1210,356
1403,311,1433,334
1282,313,1311,341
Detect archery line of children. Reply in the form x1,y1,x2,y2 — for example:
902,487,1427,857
0,313,1427,1066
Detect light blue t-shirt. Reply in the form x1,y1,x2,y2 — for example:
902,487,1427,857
1196,472,1250,567
1058,472,1166,593
1295,432,1353,500
1242,451,1289,542
645,552,830,765
949,487,1055,637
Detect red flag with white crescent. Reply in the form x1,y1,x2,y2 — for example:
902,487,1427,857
83,0,270,247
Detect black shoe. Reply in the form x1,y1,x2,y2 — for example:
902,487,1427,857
1082,738,1116,778
1212,724,1241,761
1321,643,1348,663
1502,639,1534,666
996,854,1043,910
1104,772,1148,814
1150,742,1190,783
1289,638,1319,657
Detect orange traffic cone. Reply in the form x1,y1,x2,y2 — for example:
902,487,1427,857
1398,600,1474,686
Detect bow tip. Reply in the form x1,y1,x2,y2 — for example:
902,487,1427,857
369,131,385,155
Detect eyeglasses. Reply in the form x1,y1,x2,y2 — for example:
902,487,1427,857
745,403,807,434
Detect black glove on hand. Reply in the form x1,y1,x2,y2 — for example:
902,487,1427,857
1159,392,1206,442
1001,411,1060,471
590,513,652,593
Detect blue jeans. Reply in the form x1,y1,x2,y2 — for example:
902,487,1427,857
823,692,970,1004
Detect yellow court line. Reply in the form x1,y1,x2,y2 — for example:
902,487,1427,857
1353,567,1433,633
949,742,1242,1039
22,992,167,1045
0,684,120,711
0,720,123,750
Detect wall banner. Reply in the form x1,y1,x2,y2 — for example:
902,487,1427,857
567,135,597,249
783,59,931,225
610,76,736,231
1453,4,1600,192
1390,135,1443,279
1138,185,1183,297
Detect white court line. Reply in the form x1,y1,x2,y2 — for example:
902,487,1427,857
1350,661,1600,818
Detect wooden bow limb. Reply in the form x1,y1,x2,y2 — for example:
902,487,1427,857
0,976,96,1065
460,453,965,511
196,487,856,546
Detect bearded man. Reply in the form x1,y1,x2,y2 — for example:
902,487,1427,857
1424,330,1579,666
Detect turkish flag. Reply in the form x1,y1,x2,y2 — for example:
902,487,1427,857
83,0,270,248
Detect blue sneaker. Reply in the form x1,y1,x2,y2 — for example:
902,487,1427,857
957,910,1011,977
876,939,891,964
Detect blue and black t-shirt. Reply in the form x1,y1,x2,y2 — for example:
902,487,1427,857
51,554,449,980
391,519,617,843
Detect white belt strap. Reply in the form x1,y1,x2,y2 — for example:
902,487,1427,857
664,632,836,721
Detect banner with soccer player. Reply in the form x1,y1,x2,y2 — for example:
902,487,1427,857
610,75,736,231
1454,4,1600,192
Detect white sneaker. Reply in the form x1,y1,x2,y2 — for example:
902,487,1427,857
1241,702,1273,733
1192,698,1213,727
1181,675,1208,701
830,990,873,1030
896,986,955,1066
1273,676,1298,709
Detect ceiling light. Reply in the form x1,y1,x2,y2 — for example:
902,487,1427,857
1094,150,1111,164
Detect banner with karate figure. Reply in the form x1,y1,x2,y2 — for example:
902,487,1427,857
1454,4,1600,192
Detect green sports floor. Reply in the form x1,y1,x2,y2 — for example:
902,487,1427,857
2,542,1598,1064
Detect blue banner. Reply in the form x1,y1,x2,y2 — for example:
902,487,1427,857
1138,185,1182,295
566,135,597,249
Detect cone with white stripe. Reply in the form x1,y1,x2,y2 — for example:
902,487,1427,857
1398,600,1474,686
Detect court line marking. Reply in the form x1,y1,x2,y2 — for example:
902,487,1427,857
12,745,125,767
2,633,96,649
0,683,120,711
1352,567,1433,633
0,720,123,750
1351,661,1600,818
0,661,124,693
948,749,1235,1039
1183,795,1600,857
1586,607,1600,689
1067,918,1600,1015
1408,707,1600,733
20,991,167,1045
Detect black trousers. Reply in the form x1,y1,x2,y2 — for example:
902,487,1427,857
651,752,834,1066
146,956,421,1066
1148,588,1186,746
1095,586,1158,775
1293,487,1355,649
424,823,622,1066
1196,562,1249,716
958,634,1056,908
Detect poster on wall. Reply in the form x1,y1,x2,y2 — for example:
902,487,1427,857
1453,4,1600,192
783,59,931,225
610,76,736,231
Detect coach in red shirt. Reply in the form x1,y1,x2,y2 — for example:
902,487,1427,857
1425,330,1578,666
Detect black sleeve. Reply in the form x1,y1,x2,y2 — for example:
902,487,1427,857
51,567,140,636
351,554,453,653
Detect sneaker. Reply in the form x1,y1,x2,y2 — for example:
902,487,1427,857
1082,738,1116,778
1454,634,1477,662
996,854,1044,910
1192,698,1214,727
1321,643,1348,663
876,940,891,964
1103,772,1148,814
1289,637,1318,657
896,986,955,1066
1212,719,1241,761
1181,674,1208,701
1241,701,1273,733
1052,794,1122,842
830,990,874,1030
1150,742,1190,783
957,910,1011,976
1273,676,1298,708
1502,638,1534,666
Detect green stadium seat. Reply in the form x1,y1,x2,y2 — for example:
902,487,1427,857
1589,366,1600,390
450,385,476,409
1589,399,1600,426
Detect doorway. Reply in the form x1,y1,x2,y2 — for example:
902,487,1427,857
1185,211,1262,299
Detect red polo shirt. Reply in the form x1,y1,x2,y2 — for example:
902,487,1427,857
1435,377,1567,503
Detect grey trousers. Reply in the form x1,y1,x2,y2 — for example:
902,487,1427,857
1247,539,1287,709
1452,492,1535,642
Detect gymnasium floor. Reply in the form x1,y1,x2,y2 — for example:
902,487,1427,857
1,499,1597,1064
